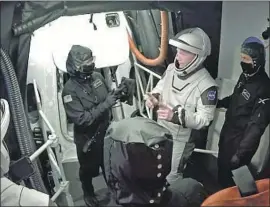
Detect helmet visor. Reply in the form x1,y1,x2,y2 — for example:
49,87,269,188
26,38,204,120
169,38,202,55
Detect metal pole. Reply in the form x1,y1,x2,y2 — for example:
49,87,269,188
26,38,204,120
39,110,56,134
150,75,154,119
51,182,67,202
33,79,73,205
194,148,218,155
135,63,161,79
48,148,61,176
51,181,74,206
29,139,54,161
134,67,143,114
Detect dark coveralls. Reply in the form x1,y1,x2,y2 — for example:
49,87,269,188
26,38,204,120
62,45,119,207
62,72,112,195
217,39,270,187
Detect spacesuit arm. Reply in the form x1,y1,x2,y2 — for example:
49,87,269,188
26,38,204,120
235,95,270,164
1,177,53,206
62,89,113,127
175,86,218,130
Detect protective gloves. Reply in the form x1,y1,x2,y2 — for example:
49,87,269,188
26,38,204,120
230,154,241,170
105,90,118,108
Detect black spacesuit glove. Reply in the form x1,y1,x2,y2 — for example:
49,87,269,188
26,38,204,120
104,90,118,108
216,96,231,109
230,154,241,170
171,105,182,125
113,77,136,105
216,100,222,108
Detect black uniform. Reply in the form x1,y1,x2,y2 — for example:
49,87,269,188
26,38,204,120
217,37,270,188
62,45,117,206
104,117,207,207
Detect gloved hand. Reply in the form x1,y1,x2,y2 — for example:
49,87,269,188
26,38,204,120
105,90,118,107
216,99,222,108
145,93,159,109
230,154,241,169
114,84,126,99
171,105,182,124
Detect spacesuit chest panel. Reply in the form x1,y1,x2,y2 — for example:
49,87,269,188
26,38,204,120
165,71,205,113
172,83,198,112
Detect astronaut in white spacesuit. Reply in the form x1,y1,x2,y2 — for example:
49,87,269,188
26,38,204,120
146,27,218,184
0,98,57,206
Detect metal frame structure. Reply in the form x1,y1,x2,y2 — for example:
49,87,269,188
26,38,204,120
32,80,74,206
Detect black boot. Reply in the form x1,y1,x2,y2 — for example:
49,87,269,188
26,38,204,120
84,194,100,207
80,174,100,206
95,189,111,203
81,183,100,206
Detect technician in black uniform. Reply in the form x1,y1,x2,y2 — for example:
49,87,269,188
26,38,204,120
62,45,118,206
104,117,207,207
217,37,270,188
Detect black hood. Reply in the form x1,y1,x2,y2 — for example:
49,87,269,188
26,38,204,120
104,117,173,205
66,45,95,77
241,37,266,72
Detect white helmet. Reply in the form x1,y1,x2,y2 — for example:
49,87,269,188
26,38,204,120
169,27,211,77
1,99,10,176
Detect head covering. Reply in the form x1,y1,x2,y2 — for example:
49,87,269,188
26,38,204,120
241,37,266,71
66,45,96,78
104,117,173,205
169,27,211,77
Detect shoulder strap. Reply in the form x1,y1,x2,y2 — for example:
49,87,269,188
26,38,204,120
232,165,258,197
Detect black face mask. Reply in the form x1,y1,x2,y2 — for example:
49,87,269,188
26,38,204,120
81,63,95,74
240,62,254,75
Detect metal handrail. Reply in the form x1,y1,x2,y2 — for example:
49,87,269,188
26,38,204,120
33,79,74,206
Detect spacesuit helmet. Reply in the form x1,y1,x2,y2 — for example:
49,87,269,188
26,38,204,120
66,45,96,79
1,98,10,176
240,36,266,76
169,27,211,77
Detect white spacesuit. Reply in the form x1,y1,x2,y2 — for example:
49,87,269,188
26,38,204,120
147,28,218,184
0,98,56,206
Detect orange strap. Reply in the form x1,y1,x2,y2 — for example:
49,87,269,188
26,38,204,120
128,11,169,66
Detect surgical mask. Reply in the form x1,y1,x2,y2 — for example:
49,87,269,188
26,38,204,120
240,62,254,75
